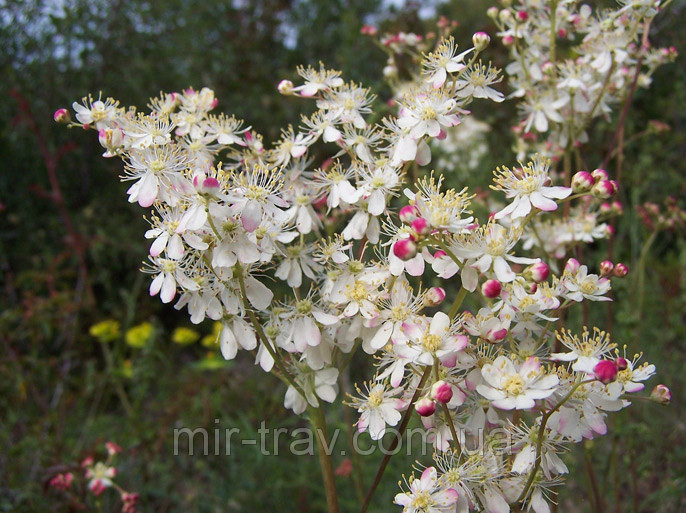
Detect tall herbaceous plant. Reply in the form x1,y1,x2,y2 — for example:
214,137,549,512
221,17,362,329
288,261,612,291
56,1,676,512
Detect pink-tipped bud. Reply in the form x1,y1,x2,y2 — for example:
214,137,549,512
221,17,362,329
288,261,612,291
399,205,419,224
360,25,378,36
502,34,515,46
433,249,447,259
541,61,555,74
278,79,294,95
482,279,502,299
528,261,550,283
425,287,447,306
89,479,106,496
499,9,513,23
416,397,436,417
594,360,618,384
571,171,594,193
650,384,671,405
591,168,609,182
98,127,124,153
485,328,508,344
565,258,580,274
558,28,568,38
516,10,529,21
615,357,629,371
106,441,122,456
393,239,418,261
599,260,614,276
592,180,617,199
430,380,453,403
472,32,490,51
613,263,628,277
600,202,612,214
611,201,623,215
524,282,538,294
487,6,499,19
53,108,71,123
193,174,221,196
411,217,430,236
81,456,94,468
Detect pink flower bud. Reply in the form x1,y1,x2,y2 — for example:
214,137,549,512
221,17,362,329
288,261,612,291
516,10,529,21
599,260,614,276
399,205,419,224
411,217,430,236
431,380,453,403
591,180,617,199
613,263,628,277
425,287,446,306
594,360,618,384
564,258,580,274
571,171,594,193
611,201,623,215
106,441,122,456
472,32,490,51
528,261,550,283
277,79,294,95
481,279,502,299
524,282,538,294
393,239,418,261
416,397,436,416
502,34,515,46
485,328,508,344
558,28,567,38
89,479,106,496
487,6,499,19
615,357,629,371
650,384,671,405
591,168,609,182
600,202,612,214
360,25,378,36
81,456,94,468
193,174,221,196
53,108,71,123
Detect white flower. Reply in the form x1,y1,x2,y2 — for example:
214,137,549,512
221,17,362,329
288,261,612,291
394,467,459,513
560,265,611,302
423,36,473,89
477,356,559,410
551,327,616,374
351,383,403,440
492,156,571,219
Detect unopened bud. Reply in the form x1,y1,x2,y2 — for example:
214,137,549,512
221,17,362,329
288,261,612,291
571,171,594,193
53,108,71,123
650,384,671,405
591,180,617,199
416,397,436,417
278,80,294,95
431,380,453,403
499,9,513,23
527,261,550,283
487,6,499,19
615,357,629,371
193,174,221,196
611,201,623,215
591,168,609,182
472,32,490,51
411,217,430,236
516,10,529,21
599,260,614,276
594,360,618,384
502,34,515,46
399,205,420,224
425,287,446,306
613,262,628,277
565,258,580,274
485,327,508,344
482,279,502,298
393,239,418,261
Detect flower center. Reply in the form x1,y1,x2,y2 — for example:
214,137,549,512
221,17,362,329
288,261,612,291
503,374,525,396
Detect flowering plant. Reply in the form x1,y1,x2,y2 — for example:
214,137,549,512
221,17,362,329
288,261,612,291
59,1,675,511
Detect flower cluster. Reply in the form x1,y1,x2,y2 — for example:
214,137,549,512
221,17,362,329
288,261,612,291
49,442,139,513
60,4,673,511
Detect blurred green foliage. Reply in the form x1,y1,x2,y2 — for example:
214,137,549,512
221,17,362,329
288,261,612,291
0,0,685,511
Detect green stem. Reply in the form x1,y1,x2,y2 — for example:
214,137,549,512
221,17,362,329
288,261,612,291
448,287,468,320
310,406,340,513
